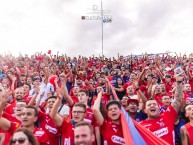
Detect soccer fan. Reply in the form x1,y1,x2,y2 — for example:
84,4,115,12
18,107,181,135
120,96,129,112
180,104,193,145
9,128,39,145
93,91,125,145
74,121,95,145
183,83,193,103
91,85,111,108
4,87,25,115
162,75,174,93
28,92,61,145
140,74,184,145
127,98,147,122
70,76,89,96
159,95,171,113
0,105,50,145
22,83,33,104
50,90,87,145
149,84,163,106
114,77,126,100
77,89,100,145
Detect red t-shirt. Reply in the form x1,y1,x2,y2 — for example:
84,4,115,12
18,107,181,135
33,127,51,145
162,79,174,93
140,105,177,145
92,93,110,108
183,92,193,103
38,110,60,145
154,94,163,106
84,108,98,127
100,120,124,145
58,119,74,145
8,122,51,145
1,112,21,145
188,78,193,94
4,103,16,115
84,108,98,145
184,122,193,145
23,93,33,104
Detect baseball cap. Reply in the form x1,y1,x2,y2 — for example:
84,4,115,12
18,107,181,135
127,98,139,106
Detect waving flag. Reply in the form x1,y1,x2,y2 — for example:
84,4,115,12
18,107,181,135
108,81,170,145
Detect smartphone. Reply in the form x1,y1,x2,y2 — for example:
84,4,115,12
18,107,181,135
174,67,184,76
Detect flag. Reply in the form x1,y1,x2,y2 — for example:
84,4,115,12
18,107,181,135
108,81,170,145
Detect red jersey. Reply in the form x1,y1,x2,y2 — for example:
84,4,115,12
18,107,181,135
162,79,174,93
188,78,193,93
100,120,124,145
33,127,51,145
2,112,21,124
84,108,98,127
184,92,193,103
4,103,16,115
71,96,79,104
154,94,163,106
140,105,177,145
1,112,21,145
84,108,98,145
184,122,193,145
59,119,75,145
92,93,110,108
23,93,32,104
8,122,51,145
38,110,60,145
139,85,149,99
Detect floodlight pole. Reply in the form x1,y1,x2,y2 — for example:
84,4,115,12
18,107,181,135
101,1,104,57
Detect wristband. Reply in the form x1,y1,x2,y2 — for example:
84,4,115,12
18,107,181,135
135,87,140,91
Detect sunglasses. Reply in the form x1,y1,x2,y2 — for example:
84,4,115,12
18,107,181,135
11,137,26,144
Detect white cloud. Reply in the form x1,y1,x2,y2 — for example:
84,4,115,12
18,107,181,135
0,0,193,57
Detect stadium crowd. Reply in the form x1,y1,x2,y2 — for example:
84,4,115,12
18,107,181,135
0,51,193,145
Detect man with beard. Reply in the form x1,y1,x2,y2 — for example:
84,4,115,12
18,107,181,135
159,95,171,113
140,74,184,145
183,83,193,104
70,76,90,96
74,121,95,145
4,88,25,115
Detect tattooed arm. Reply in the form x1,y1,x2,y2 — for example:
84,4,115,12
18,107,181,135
171,75,184,112
180,126,189,145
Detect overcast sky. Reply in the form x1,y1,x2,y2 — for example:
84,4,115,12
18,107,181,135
0,0,193,57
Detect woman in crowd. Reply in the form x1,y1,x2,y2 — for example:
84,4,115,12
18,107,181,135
9,128,39,145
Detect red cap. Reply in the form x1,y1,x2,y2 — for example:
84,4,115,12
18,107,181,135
127,98,139,106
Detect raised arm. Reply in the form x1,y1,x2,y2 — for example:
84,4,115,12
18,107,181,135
0,85,11,131
92,91,104,126
171,74,184,112
57,75,74,106
49,90,63,127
